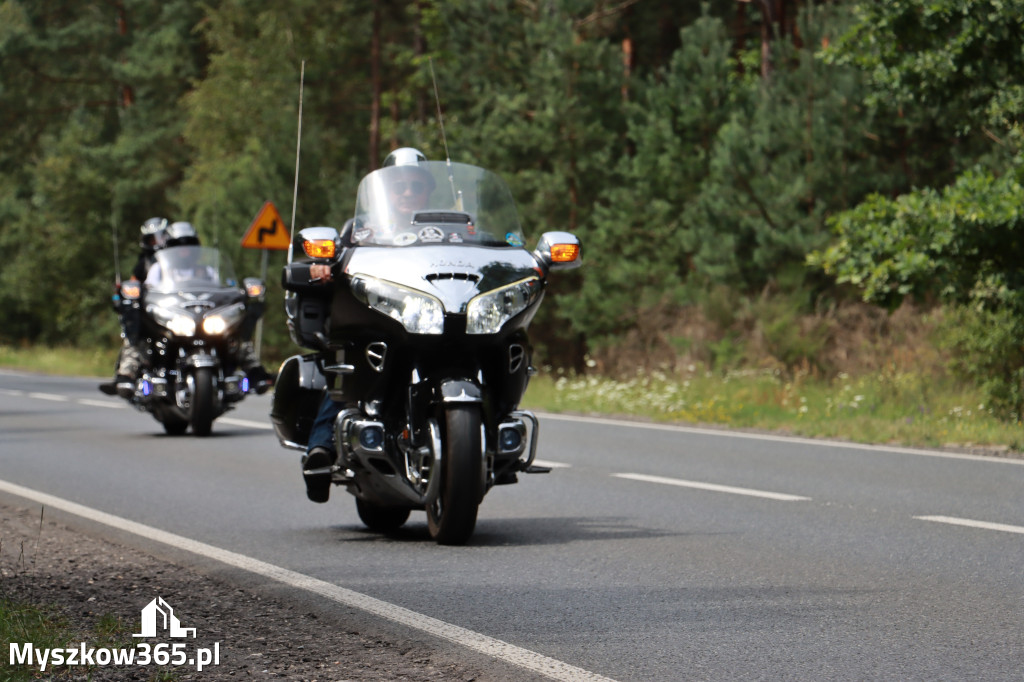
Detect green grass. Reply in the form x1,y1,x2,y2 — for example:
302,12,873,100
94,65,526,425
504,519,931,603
0,345,117,379
2,344,1020,453
1,598,73,681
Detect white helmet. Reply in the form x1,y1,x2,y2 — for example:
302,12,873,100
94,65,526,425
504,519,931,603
382,147,427,167
164,221,200,247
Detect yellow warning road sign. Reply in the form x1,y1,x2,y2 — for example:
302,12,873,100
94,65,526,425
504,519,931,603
241,201,289,251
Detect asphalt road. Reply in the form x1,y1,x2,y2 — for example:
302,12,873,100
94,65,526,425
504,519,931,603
2,369,1022,681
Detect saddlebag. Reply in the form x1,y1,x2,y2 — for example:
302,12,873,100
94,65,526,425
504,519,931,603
270,353,327,451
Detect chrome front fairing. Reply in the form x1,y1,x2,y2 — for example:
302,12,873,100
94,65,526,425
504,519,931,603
342,244,542,315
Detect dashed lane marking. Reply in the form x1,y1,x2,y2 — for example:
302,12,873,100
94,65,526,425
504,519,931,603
27,392,68,402
218,417,273,430
613,472,811,501
0,479,618,682
76,399,125,409
914,515,1024,535
533,459,570,469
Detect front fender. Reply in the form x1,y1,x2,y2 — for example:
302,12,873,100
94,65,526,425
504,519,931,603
183,352,218,369
437,379,483,404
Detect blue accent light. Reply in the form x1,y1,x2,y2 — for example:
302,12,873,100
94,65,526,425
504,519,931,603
499,427,522,451
241,377,250,393
359,425,384,449
141,380,151,397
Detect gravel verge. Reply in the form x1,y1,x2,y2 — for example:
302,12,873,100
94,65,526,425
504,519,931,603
0,502,506,681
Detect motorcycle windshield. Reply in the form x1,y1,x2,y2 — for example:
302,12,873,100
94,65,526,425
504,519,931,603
145,246,239,293
352,161,525,248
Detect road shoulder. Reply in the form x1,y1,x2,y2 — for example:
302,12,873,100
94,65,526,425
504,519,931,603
0,501,502,681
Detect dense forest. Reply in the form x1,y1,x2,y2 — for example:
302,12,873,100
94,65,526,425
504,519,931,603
2,1,1024,416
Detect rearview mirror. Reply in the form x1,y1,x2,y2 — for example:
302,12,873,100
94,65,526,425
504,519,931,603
534,232,582,272
293,226,340,262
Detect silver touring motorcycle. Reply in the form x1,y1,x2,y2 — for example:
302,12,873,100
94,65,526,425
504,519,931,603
115,246,267,436
271,159,581,544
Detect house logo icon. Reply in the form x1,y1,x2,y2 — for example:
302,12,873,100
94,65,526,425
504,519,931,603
133,597,197,638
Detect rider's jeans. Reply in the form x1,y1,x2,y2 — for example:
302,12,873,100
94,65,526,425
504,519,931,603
307,394,342,456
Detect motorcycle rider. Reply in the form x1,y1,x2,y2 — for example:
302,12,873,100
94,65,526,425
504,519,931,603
144,223,218,286
100,217,168,397
301,147,433,502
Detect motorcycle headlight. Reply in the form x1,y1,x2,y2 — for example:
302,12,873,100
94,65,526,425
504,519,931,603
148,304,196,337
466,277,541,334
167,316,197,337
202,316,227,335
202,303,246,336
351,275,445,335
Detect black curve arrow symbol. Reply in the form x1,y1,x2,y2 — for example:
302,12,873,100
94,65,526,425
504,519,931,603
258,219,279,243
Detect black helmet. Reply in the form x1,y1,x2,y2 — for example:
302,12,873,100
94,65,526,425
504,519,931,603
139,217,168,252
164,221,200,247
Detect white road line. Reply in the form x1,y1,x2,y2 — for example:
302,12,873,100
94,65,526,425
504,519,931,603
914,515,1024,535
0,388,25,396
76,399,125,409
613,473,811,501
0,479,617,682
28,392,68,402
218,417,273,430
539,412,1024,466
533,459,570,469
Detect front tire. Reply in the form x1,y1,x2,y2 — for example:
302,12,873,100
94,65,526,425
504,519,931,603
162,417,188,436
356,498,411,532
190,367,216,437
426,405,483,545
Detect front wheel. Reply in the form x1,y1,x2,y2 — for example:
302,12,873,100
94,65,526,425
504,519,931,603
356,498,411,532
162,416,188,436
190,367,216,437
426,405,483,545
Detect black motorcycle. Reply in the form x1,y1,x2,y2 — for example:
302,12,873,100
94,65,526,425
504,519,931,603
114,245,266,436
271,160,581,544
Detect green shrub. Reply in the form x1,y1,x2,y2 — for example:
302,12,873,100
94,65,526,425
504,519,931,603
940,306,1024,421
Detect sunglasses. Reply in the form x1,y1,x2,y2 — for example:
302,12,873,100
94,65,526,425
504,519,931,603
391,180,427,195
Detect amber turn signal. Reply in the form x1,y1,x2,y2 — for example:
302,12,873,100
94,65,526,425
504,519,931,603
303,239,336,259
550,243,580,263
121,281,141,299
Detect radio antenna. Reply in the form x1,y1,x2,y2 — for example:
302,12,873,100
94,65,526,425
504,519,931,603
429,57,450,163
288,60,306,264
429,57,460,207
111,212,121,286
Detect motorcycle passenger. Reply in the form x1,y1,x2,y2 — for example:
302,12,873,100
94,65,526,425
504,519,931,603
301,147,432,502
100,217,168,397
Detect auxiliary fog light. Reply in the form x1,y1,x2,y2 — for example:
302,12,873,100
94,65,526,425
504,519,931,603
499,426,523,452
359,425,385,450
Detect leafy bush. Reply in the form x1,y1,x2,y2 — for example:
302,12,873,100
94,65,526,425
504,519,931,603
940,306,1024,421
